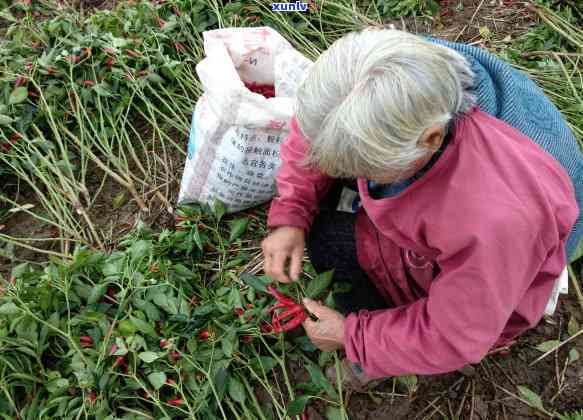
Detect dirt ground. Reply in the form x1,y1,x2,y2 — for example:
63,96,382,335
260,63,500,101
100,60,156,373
1,0,582,418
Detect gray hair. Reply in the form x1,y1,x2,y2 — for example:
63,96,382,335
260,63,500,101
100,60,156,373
295,28,476,179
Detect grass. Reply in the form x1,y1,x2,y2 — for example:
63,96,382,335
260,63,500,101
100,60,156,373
0,0,582,418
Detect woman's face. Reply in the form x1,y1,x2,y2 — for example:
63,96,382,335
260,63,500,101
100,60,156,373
367,124,446,184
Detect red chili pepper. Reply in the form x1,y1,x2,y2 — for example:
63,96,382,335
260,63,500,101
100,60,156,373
267,285,296,306
15,75,27,87
267,302,287,314
246,303,253,309
109,343,119,355
273,305,304,323
198,330,210,340
83,80,95,87
80,336,93,348
107,286,117,299
166,378,176,386
105,57,116,67
160,339,170,349
234,308,245,317
168,398,184,406
174,42,186,53
156,16,166,29
260,323,273,333
113,356,126,368
87,390,97,403
10,132,22,142
170,351,182,362
104,48,116,55
266,286,307,333
278,311,307,332
126,49,142,58
242,335,253,344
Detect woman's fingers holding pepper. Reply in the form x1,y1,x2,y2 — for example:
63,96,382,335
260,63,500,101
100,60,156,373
270,251,292,283
302,298,346,352
262,227,305,283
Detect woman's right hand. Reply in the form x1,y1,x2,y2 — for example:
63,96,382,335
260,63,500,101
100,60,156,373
262,226,305,283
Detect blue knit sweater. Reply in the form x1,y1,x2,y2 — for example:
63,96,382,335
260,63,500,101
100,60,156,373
369,40,583,261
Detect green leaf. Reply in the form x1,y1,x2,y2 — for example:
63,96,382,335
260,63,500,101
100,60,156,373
568,348,579,363
117,319,137,336
0,302,19,315
0,115,14,125
222,329,237,358
228,377,246,404
306,362,338,399
0,10,16,22
214,367,228,399
192,304,215,317
129,316,157,338
138,352,160,363
325,406,343,420
93,83,113,97
192,226,203,251
535,340,560,353
9,87,28,105
129,240,152,260
135,299,161,321
47,378,69,394
517,385,544,410
223,1,244,13
306,270,334,299
147,372,167,390
567,316,580,336
570,239,582,262
146,73,163,84
87,283,108,305
286,395,311,416
240,273,268,293
213,200,226,221
397,375,418,393
153,292,179,315
250,356,278,375
229,218,249,242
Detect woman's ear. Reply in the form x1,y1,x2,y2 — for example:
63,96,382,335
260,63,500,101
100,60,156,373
418,124,446,152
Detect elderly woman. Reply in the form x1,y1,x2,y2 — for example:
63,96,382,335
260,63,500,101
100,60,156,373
261,28,582,386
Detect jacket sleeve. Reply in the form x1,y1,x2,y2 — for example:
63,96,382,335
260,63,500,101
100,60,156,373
267,116,333,231
344,215,564,378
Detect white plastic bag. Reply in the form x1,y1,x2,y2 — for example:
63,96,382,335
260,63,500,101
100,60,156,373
178,27,313,212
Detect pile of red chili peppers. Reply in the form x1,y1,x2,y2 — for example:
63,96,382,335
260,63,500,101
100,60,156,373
244,81,275,99
266,285,307,333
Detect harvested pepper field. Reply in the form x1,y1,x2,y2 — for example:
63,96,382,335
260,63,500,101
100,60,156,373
0,0,582,419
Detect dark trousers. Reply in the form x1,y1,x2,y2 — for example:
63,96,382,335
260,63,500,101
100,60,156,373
305,181,392,315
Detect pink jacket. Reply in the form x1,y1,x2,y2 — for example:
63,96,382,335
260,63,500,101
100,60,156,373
268,108,578,378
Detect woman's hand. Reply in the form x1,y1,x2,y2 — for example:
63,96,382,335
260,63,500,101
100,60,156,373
303,298,346,352
262,226,305,283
